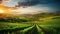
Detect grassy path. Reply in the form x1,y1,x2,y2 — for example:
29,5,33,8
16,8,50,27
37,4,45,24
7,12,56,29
0,24,60,34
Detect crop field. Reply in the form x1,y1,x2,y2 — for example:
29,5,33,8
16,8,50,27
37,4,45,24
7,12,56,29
0,16,60,34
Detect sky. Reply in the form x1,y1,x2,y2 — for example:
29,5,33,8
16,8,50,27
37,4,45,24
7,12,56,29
0,0,60,14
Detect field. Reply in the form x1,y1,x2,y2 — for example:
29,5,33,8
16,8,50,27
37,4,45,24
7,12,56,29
0,16,60,34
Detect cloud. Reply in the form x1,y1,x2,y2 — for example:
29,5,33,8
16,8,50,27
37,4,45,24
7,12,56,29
15,0,39,7
3,0,10,1
15,0,60,7
0,0,10,4
0,0,2,4
15,0,49,7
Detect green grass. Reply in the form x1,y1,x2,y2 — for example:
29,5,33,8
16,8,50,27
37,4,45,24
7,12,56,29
0,16,60,34
0,23,32,30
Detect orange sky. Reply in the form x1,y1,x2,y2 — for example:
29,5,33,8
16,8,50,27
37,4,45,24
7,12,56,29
0,4,18,14
0,4,17,18
0,4,42,18
0,4,9,13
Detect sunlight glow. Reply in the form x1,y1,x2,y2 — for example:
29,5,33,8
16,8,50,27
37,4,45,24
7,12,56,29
0,9,4,13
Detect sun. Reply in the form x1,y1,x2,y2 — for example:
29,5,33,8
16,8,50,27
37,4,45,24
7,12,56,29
0,9,4,13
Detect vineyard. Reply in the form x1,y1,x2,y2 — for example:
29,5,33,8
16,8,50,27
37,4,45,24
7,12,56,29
0,16,60,34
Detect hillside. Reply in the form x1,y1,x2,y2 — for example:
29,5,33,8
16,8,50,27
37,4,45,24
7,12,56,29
0,12,60,23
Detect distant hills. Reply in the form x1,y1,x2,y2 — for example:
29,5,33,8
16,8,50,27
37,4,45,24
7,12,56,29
0,11,60,23
0,11,60,18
